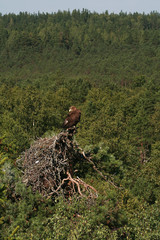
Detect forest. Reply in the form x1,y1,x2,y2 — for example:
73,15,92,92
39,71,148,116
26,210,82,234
0,10,160,239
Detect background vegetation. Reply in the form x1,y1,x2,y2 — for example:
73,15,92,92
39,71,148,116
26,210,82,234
0,10,160,239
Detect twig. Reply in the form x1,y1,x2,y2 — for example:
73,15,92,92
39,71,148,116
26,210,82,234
80,149,120,189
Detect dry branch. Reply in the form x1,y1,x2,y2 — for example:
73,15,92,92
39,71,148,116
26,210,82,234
80,149,120,189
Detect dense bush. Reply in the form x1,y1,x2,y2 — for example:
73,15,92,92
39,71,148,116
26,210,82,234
0,10,160,239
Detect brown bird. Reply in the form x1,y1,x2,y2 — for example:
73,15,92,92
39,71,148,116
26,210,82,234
63,106,81,129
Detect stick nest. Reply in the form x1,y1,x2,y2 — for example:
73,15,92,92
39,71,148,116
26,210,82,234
17,128,97,199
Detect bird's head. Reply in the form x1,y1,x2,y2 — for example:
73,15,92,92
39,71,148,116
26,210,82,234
69,106,77,112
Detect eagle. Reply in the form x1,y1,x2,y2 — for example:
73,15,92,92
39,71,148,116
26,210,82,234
63,106,81,129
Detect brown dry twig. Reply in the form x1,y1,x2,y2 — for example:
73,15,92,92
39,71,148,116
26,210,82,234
80,149,120,189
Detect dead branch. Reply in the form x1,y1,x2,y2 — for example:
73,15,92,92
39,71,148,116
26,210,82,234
80,149,120,189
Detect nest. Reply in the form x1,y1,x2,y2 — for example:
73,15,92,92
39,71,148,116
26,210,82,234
17,128,97,199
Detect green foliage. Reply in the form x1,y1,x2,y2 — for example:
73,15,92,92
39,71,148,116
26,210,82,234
0,10,160,239
131,142,160,203
132,75,146,88
84,142,123,181
0,154,7,237
1,11,160,87
1,175,127,240
123,201,160,239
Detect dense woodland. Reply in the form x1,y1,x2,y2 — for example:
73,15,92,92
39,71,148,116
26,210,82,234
0,10,160,239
